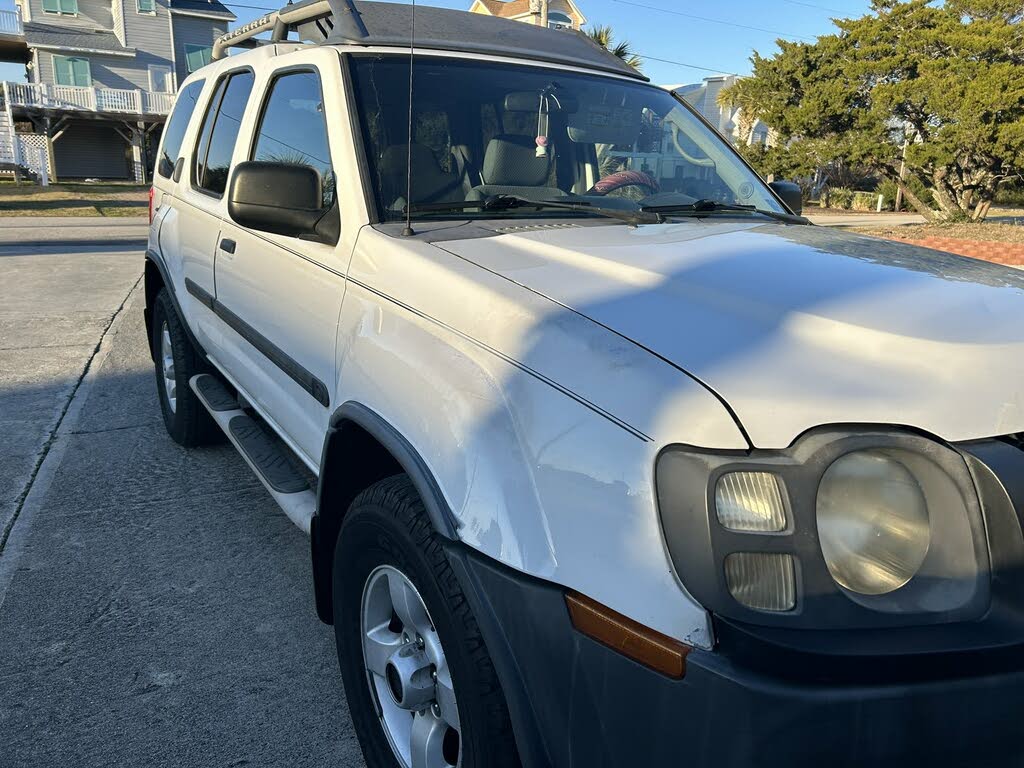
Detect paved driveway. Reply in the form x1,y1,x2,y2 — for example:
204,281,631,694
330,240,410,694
0,225,364,766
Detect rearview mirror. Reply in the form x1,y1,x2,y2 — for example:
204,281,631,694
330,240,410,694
768,180,803,216
228,161,338,243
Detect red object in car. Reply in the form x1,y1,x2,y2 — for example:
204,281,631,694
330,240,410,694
148,186,155,224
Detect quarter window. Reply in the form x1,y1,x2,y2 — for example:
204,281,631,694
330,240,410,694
192,70,255,196
42,0,77,14
53,55,91,87
157,79,204,179
251,70,334,209
185,44,213,73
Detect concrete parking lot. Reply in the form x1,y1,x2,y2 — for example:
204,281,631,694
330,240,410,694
0,222,363,766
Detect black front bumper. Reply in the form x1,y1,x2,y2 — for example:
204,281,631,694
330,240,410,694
446,438,1024,768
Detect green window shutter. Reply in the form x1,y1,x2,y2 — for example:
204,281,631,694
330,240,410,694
138,0,155,12
53,55,73,85
71,58,91,86
185,45,212,73
58,0,77,13
42,0,59,12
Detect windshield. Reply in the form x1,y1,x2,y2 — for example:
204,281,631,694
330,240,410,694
349,54,785,222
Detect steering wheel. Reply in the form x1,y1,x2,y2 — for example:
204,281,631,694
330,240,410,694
587,170,660,197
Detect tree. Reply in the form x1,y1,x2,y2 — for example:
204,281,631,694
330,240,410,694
587,25,643,72
720,0,1024,221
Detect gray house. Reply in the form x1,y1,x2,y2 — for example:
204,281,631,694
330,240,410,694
0,0,234,181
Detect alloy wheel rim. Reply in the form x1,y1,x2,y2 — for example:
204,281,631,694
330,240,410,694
160,322,176,413
361,565,461,768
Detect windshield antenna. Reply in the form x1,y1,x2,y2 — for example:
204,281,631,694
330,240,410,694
401,0,417,237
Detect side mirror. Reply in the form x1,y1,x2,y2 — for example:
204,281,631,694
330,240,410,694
768,180,803,216
228,161,337,242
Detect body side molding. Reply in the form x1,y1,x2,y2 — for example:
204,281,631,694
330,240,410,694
184,277,331,407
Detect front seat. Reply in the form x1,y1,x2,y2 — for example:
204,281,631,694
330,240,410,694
378,143,462,210
466,134,566,201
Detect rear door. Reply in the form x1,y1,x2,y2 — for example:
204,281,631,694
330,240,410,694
173,67,255,354
213,49,354,465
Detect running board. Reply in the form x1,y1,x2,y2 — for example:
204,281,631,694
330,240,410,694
190,373,316,534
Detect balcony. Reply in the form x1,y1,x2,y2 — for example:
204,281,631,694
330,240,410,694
3,81,175,116
0,9,29,64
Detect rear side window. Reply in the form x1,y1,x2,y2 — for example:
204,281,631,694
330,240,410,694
192,70,255,197
157,79,204,179
251,70,334,209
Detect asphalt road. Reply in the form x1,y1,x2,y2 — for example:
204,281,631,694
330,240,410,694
0,225,364,766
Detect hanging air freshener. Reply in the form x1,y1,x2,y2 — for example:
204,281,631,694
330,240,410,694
535,93,549,158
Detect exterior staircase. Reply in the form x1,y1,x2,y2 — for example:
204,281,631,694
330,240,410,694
0,85,36,181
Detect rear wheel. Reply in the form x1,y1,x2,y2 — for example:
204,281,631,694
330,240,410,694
151,288,220,447
334,476,520,768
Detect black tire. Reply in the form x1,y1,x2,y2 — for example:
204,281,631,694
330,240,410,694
151,288,221,447
335,475,520,768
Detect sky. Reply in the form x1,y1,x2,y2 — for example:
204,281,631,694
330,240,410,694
0,0,874,86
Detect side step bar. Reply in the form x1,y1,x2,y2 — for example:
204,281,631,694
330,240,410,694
190,373,316,534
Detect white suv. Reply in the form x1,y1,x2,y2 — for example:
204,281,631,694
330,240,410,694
146,2,1024,766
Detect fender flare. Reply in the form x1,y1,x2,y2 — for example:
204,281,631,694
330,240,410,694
144,249,206,360
321,401,459,537
310,401,459,623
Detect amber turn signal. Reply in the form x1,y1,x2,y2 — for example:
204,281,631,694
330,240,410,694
565,591,691,679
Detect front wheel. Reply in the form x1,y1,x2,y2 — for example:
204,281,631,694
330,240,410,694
334,476,520,768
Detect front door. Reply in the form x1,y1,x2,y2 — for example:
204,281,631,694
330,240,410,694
214,51,349,465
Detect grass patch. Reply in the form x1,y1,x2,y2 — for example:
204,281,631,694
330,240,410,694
0,182,148,217
854,221,1024,245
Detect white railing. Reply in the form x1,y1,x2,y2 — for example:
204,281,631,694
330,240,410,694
0,8,23,37
2,82,173,115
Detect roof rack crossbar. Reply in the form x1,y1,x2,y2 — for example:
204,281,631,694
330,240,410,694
212,0,342,59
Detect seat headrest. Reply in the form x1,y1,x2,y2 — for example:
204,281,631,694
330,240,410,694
482,134,552,188
378,143,457,202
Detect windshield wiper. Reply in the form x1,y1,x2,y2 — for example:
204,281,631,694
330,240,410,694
642,199,808,224
408,195,662,226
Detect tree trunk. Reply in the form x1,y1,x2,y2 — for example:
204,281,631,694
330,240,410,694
888,173,938,220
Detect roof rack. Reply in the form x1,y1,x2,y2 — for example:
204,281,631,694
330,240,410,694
211,0,647,81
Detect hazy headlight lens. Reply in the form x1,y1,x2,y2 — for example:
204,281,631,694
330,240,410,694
715,472,786,532
817,450,930,595
724,552,796,611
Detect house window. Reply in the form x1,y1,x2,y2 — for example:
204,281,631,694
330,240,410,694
149,65,172,93
184,44,212,73
42,0,78,15
548,11,573,29
137,0,155,12
53,55,91,87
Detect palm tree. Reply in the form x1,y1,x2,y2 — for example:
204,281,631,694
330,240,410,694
587,25,643,71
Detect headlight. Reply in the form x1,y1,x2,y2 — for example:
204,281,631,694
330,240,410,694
655,429,990,630
817,449,930,595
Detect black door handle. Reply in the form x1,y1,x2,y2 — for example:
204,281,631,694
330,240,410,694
220,238,236,254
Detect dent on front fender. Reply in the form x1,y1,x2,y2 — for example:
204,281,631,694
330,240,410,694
330,234,751,649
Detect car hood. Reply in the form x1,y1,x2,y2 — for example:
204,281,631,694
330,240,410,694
435,220,1024,448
